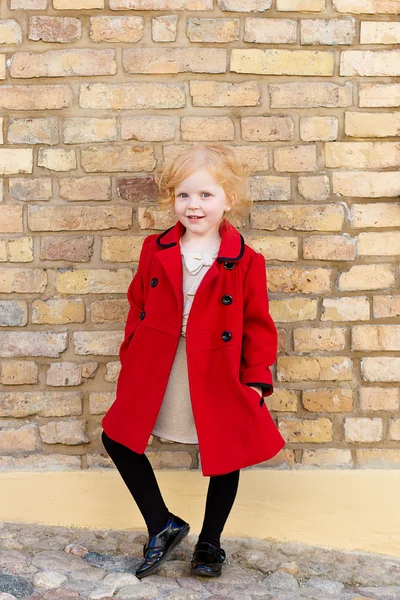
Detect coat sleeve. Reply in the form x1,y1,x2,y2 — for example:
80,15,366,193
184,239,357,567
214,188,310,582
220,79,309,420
240,251,278,398
119,235,150,366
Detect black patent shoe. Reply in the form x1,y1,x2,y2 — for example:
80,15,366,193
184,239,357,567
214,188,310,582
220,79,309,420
135,512,190,579
190,541,226,577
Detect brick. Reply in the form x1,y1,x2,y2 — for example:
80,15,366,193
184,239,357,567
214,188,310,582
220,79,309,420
361,21,400,44
181,117,234,141
357,449,400,468
38,148,76,172
359,83,400,107
217,0,271,10
187,18,239,43
28,16,81,42
302,389,353,413
352,203,400,227
91,299,128,324
389,420,400,441
360,387,400,411
333,172,400,198
270,81,352,108
0,85,72,111
0,206,23,233
0,149,32,175
231,49,334,76
302,449,353,467
294,327,346,352
152,15,178,42
345,111,400,138
73,331,123,356
111,0,213,7
105,361,121,382
0,454,81,470
244,18,296,44
123,48,226,74
269,298,318,322
0,19,22,44
40,236,94,261
39,420,89,445
138,205,177,230
242,116,294,142
8,238,33,262
89,392,113,415
0,426,37,453
10,49,116,78
0,332,66,358
0,301,27,327
190,80,260,107
55,269,132,294
80,83,185,110
90,16,143,42
54,0,104,6
147,451,192,469
267,267,331,294
46,362,82,387
118,177,157,202
8,177,52,202
28,206,132,231
8,117,59,145
266,389,298,413
345,418,382,443
251,204,344,231
63,118,117,144
301,17,356,45
9,0,47,8
300,116,338,141
325,142,400,169
298,175,330,201
249,176,291,201
81,145,155,173
277,0,325,10
0,269,47,294
59,177,110,202
101,236,143,262
278,418,332,443
340,50,400,77
0,391,82,417
121,117,175,142
333,0,400,14
321,297,370,322
358,232,400,256
32,298,85,325
246,235,298,262
362,357,400,382
352,325,400,351
303,235,355,261
274,145,317,172
0,55,5,79
338,264,395,291
1,361,37,385
373,295,400,319
278,356,353,382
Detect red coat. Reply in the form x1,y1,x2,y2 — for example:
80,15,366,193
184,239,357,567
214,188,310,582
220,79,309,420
102,218,286,476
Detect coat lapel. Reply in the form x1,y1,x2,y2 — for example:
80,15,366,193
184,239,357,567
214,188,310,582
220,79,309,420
154,218,245,313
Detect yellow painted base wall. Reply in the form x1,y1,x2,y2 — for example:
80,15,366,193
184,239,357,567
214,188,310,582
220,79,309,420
2,469,400,558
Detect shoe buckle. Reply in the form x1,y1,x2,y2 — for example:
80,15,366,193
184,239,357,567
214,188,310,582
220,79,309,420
216,548,226,563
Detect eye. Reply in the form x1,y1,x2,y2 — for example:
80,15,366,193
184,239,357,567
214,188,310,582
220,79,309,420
202,192,211,197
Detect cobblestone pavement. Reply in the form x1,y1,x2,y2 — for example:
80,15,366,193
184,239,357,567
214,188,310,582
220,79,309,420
0,522,399,600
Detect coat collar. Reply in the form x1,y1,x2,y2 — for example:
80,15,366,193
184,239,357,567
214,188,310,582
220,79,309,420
155,217,244,263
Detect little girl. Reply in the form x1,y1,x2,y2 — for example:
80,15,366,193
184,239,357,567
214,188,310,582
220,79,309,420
101,143,286,579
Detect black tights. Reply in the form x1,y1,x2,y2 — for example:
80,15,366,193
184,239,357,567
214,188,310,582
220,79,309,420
101,430,240,547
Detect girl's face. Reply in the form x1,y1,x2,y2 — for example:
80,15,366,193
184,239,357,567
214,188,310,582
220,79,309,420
174,169,231,237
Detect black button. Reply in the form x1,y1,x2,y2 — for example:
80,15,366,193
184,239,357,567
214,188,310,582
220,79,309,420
139,310,146,320
150,277,158,287
222,294,232,305
224,262,235,270
221,330,232,342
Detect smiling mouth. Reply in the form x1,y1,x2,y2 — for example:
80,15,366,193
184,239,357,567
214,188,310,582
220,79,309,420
186,216,204,219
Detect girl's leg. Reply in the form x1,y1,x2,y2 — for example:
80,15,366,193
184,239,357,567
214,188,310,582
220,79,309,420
101,430,170,536
197,469,240,547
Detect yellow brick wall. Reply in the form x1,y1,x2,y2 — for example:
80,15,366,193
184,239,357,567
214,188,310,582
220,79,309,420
0,0,399,472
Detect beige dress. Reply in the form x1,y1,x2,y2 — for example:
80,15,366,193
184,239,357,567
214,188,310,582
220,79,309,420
151,237,220,445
